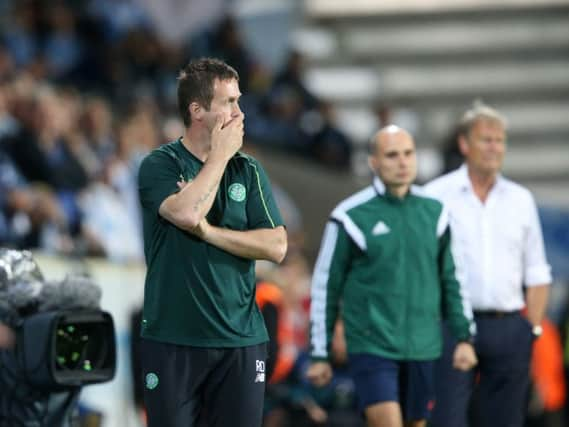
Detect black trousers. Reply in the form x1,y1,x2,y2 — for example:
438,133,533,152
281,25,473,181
141,339,267,427
431,313,534,427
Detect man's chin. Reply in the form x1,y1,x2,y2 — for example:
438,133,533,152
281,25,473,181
483,162,502,172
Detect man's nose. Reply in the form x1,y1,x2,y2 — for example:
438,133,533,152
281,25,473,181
232,103,242,117
488,139,502,151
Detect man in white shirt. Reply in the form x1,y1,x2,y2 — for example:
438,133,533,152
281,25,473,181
425,103,551,427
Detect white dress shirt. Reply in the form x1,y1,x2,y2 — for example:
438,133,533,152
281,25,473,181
424,165,551,311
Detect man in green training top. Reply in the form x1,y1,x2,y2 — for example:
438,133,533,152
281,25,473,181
138,57,287,427
307,125,477,427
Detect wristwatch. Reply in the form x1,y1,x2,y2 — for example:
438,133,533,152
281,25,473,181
532,324,543,339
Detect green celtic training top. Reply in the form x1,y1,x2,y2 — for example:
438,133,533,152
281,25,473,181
138,138,284,347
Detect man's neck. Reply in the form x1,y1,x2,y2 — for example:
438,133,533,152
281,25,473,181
385,184,410,199
467,167,498,203
181,126,211,162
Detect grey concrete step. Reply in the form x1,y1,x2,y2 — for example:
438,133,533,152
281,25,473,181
502,144,569,179
304,0,569,18
341,19,569,59
382,61,569,98
304,61,569,102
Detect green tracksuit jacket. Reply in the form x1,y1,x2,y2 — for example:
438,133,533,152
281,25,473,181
310,177,474,361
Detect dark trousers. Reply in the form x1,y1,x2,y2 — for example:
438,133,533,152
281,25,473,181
431,313,534,427
141,339,267,427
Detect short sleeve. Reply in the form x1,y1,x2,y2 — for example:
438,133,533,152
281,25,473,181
245,158,284,229
138,150,182,217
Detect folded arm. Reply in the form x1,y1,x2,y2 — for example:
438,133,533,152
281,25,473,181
195,221,287,264
158,153,228,230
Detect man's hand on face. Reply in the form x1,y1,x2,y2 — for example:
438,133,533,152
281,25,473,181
210,113,244,161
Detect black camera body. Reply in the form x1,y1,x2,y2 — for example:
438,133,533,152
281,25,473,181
18,310,116,390
0,310,116,427
0,249,116,426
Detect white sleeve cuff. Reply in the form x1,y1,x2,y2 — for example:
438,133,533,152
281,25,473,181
525,264,552,286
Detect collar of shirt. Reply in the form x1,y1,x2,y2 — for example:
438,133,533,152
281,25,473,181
456,164,507,199
372,176,386,195
372,176,421,201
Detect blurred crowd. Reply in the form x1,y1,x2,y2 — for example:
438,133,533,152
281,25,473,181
0,0,351,260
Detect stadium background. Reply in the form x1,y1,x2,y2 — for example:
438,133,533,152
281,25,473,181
1,0,568,426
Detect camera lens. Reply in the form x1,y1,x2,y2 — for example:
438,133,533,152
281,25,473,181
55,321,107,372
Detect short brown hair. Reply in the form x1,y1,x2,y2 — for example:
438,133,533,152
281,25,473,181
177,58,239,127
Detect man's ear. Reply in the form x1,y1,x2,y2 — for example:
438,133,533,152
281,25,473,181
367,155,376,172
189,102,203,122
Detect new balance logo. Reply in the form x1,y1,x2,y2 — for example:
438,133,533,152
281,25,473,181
372,221,390,236
255,360,265,383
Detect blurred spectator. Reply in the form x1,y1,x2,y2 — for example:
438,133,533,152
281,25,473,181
0,80,72,250
210,15,255,93
81,95,116,165
0,45,15,81
1,1,41,71
298,320,362,427
78,176,144,261
440,124,463,174
375,103,393,128
137,0,225,46
86,0,150,43
75,109,156,261
257,50,352,168
0,148,70,250
307,102,351,169
260,50,315,151
5,84,90,193
262,319,362,427
43,2,84,80
268,51,318,114
0,82,18,138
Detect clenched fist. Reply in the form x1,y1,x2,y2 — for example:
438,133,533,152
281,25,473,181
453,341,478,371
306,361,333,387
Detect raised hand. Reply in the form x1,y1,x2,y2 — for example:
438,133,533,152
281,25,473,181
210,113,244,161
